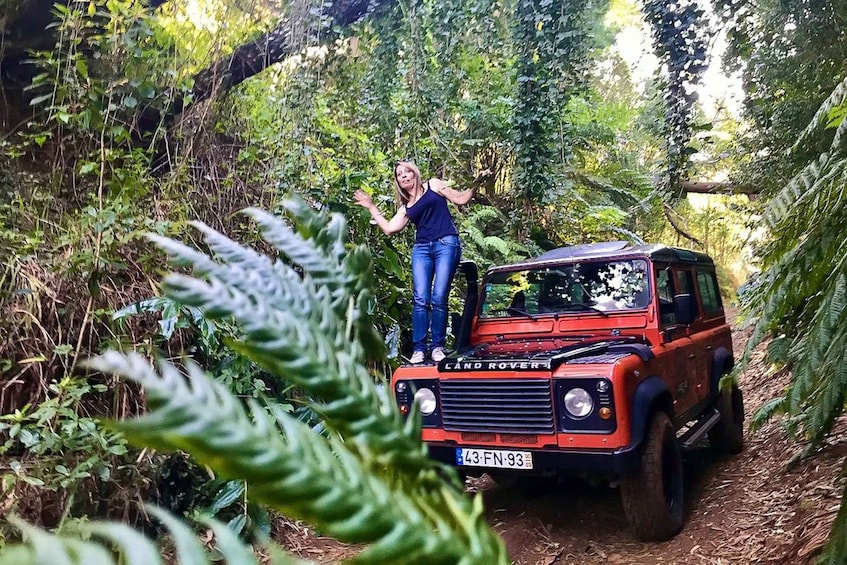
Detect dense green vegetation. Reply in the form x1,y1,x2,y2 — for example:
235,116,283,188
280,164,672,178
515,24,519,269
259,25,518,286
1,0,846,561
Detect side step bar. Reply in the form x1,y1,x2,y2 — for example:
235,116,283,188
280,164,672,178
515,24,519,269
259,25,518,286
678,407,721,450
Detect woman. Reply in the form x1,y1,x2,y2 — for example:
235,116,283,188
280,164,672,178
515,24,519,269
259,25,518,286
353,160,477,364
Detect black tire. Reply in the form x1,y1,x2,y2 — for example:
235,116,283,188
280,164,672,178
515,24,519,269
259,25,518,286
708,384,744,454
620,412,684,541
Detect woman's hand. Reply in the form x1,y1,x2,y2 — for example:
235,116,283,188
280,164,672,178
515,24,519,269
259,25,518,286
473,168,493,184
353,190,409,235
353,189,375,209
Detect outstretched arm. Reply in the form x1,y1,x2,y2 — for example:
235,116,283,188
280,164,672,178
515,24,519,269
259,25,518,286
430,169,493,206
353,190,409,235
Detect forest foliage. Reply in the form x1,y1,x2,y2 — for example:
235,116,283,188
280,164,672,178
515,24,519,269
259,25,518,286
4,0,845,562
0,0,684,553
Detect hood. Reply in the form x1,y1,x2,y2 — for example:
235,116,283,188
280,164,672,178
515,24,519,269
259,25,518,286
440,336,653,372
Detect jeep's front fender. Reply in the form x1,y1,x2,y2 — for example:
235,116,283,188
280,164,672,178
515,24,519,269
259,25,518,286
628,376,673,449
710,347,734,397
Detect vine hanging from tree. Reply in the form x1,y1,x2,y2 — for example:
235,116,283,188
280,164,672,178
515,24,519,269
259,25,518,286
641,0,710,198
511,0,607,204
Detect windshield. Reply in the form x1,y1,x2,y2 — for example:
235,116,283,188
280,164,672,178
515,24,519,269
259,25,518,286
479,259,650,318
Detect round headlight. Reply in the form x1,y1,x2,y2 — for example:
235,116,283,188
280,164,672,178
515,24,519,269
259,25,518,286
413,387,437,416
564,388,594,419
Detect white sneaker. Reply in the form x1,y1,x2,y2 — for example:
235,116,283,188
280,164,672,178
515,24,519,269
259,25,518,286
409,351,425,364
431,347,446,362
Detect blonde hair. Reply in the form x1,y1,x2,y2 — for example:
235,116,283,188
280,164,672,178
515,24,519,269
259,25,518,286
393,160,424,208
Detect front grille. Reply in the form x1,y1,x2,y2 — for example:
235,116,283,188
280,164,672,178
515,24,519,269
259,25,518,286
440,379,555,434
461,432,496,443
499,433,538,444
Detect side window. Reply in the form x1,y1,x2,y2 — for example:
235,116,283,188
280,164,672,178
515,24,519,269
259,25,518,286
696,270,723,314
677,269,694,295
655,267,676,325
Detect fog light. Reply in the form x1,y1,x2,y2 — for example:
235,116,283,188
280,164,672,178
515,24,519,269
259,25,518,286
396,381,407,392
599,407,612,420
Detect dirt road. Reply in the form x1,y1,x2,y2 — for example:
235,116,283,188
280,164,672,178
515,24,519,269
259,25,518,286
480,319,843,565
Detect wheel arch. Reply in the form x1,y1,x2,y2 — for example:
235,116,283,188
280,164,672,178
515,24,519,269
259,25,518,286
629,376,674,449
710,346,734,397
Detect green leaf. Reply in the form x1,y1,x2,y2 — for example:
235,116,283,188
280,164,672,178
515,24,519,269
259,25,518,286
53,344,74,356
139,84,156,98
112,298,169,320
224,513,247,537
29,94,52,107
75,58,89,80
107,444,127,455
208,481,244,515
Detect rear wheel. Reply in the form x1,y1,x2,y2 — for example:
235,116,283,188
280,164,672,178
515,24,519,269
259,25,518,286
620,412,684,541
708,384,744,454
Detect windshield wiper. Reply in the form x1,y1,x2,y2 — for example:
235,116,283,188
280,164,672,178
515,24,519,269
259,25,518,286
506,307,539,320
563,303,610,317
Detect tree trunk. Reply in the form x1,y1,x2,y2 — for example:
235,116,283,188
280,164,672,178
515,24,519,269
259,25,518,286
681,181,758,197
2,0,384,123
183,0,381,111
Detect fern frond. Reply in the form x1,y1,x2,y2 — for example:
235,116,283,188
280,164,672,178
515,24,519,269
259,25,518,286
481,236,512,258
86,522,167,564
821,459,847,563
791,74,847,152
750,396,787,431
147,505,216,565
85,353,509,564
2,507,302,565
764,153,829,227
464,206,502,224
743,78,847,563
149,200,434,475
9,516,114,564
246,206,353,301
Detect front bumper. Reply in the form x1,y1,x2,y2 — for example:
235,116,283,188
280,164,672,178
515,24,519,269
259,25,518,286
427,442,642,479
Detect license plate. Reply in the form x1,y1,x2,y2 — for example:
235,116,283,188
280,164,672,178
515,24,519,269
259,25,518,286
456,448,533,470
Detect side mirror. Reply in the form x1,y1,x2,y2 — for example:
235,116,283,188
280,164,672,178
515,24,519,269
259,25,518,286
673,293,697,326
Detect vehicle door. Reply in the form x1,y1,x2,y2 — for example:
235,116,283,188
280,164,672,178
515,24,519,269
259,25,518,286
693,269,729,400
677,268,709,401
654,264,698,415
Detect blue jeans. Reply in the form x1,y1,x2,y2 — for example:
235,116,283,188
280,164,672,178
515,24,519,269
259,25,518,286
411,235,461,352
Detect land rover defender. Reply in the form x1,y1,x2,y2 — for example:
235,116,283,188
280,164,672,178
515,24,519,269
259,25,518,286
391,241,744,541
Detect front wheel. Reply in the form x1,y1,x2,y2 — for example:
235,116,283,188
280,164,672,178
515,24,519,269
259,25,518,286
620,412,684,541
708,384,744,454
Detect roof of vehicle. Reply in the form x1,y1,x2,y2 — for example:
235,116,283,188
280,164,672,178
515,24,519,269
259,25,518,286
486,241,714,275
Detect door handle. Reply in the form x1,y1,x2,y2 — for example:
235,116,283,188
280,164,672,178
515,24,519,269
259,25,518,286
688,354,696,359
705,345,713,350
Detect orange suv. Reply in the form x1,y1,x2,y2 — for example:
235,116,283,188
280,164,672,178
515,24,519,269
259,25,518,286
391,241,744,541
